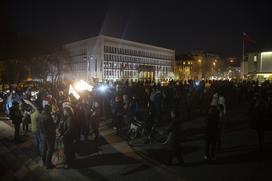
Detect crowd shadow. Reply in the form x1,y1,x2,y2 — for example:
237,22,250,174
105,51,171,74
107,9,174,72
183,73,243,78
138,145,201,165
183,144,272,167
211,149,272,165
121,164,150,176
76,167,110,181
75,140,101,157
221,144,258,153
72,137,140,169
74,152,140,168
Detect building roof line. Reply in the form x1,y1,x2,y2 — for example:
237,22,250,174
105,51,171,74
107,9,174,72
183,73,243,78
64,34,175,53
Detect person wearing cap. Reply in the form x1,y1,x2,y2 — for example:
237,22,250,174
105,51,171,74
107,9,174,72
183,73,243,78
9,101,23,142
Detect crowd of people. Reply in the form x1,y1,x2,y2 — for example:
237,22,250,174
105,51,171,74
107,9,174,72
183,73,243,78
1,79,272,168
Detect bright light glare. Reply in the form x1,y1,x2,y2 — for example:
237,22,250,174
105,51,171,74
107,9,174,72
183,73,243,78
256,73,272,78
98,85,107,92
31,91,39,96
74,80,93,92
69,85,80,100
261,52,272,55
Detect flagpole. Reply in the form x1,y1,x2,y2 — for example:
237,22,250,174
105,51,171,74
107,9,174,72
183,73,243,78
242,33,245,78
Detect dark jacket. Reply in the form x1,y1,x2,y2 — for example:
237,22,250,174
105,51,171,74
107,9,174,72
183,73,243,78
165,116,182,145
205,106,220,142
62,111,76,139
38,111,56,140
9,106,22,125
91,106,101,129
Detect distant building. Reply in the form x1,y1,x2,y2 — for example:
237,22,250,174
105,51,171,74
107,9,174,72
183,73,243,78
63,35,175,82
174,51,222,80
191,51,222,79
174,54,195,80
241,51,272,80
222,57,241,80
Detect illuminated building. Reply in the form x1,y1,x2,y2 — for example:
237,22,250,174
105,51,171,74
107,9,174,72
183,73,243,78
175,51,222,80
241,51,272,80
174,55,195,80
63,35,175,82
191,51,221,79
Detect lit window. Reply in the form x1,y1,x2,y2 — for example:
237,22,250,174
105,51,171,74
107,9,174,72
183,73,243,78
254,55,257,62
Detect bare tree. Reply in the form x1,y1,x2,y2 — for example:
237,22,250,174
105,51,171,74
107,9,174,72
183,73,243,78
31,48,72,84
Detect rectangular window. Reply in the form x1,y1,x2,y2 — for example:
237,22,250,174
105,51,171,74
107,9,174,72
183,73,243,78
254,55,257,62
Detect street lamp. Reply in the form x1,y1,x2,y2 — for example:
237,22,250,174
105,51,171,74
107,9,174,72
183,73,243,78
198,59,202,79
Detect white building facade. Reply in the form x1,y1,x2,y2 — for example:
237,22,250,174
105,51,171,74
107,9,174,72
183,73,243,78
241,51,272,79
63,35,175,82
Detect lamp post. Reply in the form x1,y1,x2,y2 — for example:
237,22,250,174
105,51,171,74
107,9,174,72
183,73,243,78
198,59,202,79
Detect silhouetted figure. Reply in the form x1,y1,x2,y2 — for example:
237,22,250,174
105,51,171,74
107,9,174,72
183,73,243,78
61,106,76,168
164,110,184,165
39,105,56,169
113,96,124,135
251,94,267,151
217,104,226,152
204,105,220,161
9,101,22,142
90,101,101,141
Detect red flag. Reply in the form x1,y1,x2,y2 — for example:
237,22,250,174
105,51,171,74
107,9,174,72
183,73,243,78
243,32,256,44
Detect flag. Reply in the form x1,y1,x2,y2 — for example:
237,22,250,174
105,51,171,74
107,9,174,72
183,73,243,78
243,32,256,44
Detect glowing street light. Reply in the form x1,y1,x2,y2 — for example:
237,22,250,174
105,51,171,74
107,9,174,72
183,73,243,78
198,59,202,63
74,80,93,92
98,85,108,93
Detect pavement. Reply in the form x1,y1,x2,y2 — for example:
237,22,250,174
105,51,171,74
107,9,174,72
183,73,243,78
0,107,272,181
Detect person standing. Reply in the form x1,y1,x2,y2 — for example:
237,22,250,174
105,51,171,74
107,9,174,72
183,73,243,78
113,96,124,135
164,110,184,165
77,98,90,141
9,101,22,142
204,105,220,161
61,106,76,168
21,101,31,135
90,101,101,142
217,104,226,152
31,104,43,156
39,105,56,169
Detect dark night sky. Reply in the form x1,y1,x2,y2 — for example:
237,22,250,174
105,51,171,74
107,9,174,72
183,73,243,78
1,0,272,60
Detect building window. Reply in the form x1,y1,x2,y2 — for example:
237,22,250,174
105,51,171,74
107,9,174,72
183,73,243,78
254,55,257,62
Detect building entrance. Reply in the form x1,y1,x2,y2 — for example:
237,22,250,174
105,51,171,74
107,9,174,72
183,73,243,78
138,65,155,82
